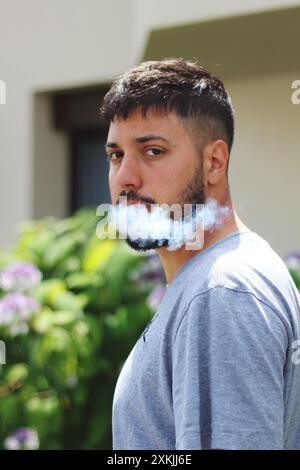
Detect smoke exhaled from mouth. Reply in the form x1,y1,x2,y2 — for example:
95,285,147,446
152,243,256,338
107,197,231,252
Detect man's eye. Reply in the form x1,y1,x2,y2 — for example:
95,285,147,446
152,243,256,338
146,148,164,157
107,151,123,161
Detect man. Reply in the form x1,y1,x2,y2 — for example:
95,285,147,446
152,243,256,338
100,58,300,450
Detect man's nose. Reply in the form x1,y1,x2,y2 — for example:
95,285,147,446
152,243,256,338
115,154,142,190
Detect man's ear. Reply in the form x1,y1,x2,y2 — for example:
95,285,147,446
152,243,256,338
202,140,229,186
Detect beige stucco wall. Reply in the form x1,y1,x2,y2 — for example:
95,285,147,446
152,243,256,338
0,0,134,247
131,0,300,60
130,0,300,256
0,0,299,258
226,68,300,257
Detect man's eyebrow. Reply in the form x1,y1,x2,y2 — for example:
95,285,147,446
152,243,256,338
105,142,118,149
134,134,170,144
105,134,170,149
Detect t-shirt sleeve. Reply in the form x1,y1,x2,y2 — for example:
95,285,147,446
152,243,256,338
172,286,288,450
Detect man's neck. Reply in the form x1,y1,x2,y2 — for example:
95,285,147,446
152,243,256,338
155,201,251,284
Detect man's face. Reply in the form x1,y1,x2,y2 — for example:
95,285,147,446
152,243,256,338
105,107,206,251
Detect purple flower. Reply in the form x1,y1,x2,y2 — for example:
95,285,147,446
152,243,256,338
285,251,300,260
0,293,39,336
147,284,167,311
284,252,300,275
0,261,42,293
130,254,165,290
65,375,78,388
4,427,39,450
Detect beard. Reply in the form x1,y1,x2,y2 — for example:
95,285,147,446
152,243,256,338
121,157,206,252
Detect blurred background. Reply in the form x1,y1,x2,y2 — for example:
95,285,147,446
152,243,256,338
0,0,300,450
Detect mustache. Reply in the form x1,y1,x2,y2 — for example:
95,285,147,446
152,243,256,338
118,190,156,205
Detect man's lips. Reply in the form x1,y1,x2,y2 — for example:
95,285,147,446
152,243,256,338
127,200,152,211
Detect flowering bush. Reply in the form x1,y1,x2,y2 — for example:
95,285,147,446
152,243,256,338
4,427,39,450
284,251,300,290
0,208,165,449
0,292,40,336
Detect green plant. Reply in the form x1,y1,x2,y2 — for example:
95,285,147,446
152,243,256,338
284,252,300,291
0,208,165,449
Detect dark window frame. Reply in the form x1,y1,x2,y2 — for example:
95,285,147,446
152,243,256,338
53,85,111,213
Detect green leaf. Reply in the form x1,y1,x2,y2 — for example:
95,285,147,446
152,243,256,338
82,237,115,273
34,279,66,306
52,291,83,316
44,235,82,268
5,363,28,385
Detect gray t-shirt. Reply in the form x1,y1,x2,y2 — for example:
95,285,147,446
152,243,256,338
112,231,300,450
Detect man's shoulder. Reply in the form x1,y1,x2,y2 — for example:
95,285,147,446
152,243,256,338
186,231,285,284
176,230,299,315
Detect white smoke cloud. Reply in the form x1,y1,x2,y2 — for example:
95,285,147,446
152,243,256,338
105,197,231,251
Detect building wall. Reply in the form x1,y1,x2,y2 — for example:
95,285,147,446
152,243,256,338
226,68,300,257
131,0,300,60
0,0,134,247
130,0,300,256
0,0,299,258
